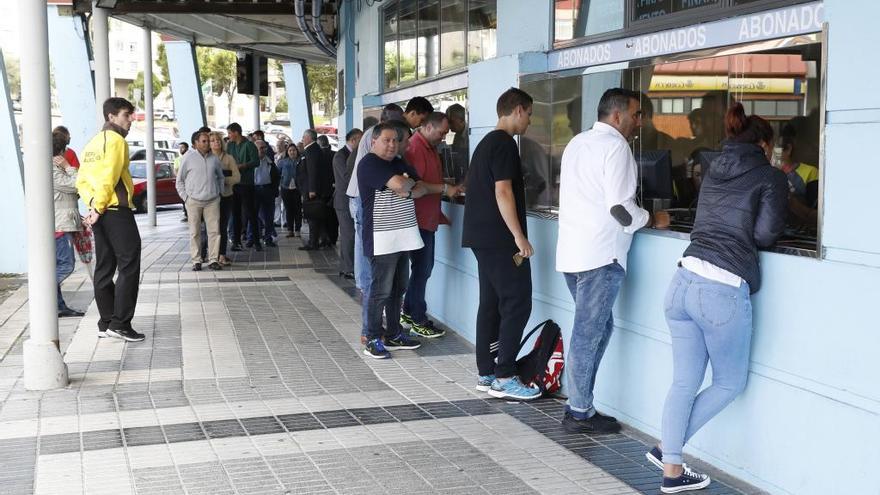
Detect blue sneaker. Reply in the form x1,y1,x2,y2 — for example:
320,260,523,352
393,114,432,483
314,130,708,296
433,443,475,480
646,445,663,470
384,332,421,350
661,465,710,493
475,375,495,392
487,376,541,401
364,339,391,359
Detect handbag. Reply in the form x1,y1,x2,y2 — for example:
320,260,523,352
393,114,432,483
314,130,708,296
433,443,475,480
302,198,327,220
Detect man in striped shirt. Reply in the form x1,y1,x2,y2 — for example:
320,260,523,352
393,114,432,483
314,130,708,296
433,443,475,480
356,122,428,359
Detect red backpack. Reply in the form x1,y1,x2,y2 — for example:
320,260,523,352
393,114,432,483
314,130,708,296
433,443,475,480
516,320,564,395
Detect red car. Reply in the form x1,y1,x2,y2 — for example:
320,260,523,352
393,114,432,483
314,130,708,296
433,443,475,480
129,161,182,213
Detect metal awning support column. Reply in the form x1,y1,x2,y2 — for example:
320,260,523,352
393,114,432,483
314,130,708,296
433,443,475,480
165,40,206,139
21,0,69,391
253,54,261,131
143,27,157,226
91,2,111,126
281,62,313,140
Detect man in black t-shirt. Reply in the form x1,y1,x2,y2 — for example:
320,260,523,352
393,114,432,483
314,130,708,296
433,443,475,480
462,87,540,401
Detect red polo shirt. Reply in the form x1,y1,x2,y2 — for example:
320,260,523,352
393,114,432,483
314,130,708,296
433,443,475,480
404,131,449,232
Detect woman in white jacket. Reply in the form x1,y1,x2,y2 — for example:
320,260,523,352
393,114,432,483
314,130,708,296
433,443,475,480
52,130,84,317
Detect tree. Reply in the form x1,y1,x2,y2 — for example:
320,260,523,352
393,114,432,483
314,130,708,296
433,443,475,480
128,71,164,110
156,43,171,88
306,64,337,119
196,47,237,122
4,56,20,101
275,94,288,114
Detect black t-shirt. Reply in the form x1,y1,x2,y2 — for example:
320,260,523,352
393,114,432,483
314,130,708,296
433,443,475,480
462,129,527,250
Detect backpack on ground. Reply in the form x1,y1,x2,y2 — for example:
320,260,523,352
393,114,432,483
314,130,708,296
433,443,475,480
516,319,564,395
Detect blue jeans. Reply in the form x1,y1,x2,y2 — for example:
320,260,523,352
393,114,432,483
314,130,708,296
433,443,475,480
351,197,371,337
55,234,75,311
403,229,435,323
563,262,625,419
660,267,752,465
366,252,408,341
255,185,276,241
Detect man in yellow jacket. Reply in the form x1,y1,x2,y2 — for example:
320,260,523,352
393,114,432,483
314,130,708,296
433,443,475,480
76,97,145,342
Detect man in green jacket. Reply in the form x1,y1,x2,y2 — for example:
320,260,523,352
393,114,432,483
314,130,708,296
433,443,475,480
226,123,262,251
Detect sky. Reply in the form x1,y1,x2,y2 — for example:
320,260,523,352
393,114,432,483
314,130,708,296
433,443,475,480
1,1,25,58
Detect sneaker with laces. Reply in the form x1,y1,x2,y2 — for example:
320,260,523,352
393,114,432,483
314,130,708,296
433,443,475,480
476,375,495,392
488,376,541,401
646,445,663,470
661,465,711,493
399,313,415,330
410,320,445,338
384,333,421,350
363,338,391,359
106,328,146,342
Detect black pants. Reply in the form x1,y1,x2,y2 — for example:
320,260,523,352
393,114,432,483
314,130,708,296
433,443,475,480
335,206,354,273
281,188,302,233
219,195,233,255
255,185,276,242
326,205,339,244
303,194,326,248
232,185,259,246
366,252,409,340
92,208,141,332
472,248,532,378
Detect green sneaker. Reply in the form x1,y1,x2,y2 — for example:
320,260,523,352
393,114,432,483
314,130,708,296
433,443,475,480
399,313,415,330
410,320,446,339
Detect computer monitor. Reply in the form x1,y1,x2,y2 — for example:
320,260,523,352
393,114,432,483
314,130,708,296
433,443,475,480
636,149,673,200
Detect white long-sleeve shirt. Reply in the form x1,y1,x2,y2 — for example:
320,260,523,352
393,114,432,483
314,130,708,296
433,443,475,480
556,122,649,273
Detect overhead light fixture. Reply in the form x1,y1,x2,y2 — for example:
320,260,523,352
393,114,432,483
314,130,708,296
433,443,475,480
95,0,119,9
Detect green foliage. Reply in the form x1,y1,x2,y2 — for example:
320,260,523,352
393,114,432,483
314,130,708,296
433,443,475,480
275,94,288,113
196,47,238,118
306,64,337,118
128,71,163,110
156,43,171,87
4,56,20,101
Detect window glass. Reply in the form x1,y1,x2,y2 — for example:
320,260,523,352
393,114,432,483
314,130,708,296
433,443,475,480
555,0,624,42
632,0,721,22
440,0,467,70
468,0,497,63
383,5,399,88
399,0,418,84
518,42,822,254
418,0,441,79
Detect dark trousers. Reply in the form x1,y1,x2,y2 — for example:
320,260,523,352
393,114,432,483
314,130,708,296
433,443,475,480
366,252,409,340
335,206,355,274
303,194,326,248
472,248,532,378
403,229,435,323
255,185,276,242
326,205,339,244
232,185,259,245
92,208,141,332
281,188,302,233
219,195,233,255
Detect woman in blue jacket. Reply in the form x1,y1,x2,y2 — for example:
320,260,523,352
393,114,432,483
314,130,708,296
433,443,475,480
646,103,789,493
278,144,303,237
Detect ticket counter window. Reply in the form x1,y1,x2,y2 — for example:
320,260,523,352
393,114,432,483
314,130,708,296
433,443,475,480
520,39,823,255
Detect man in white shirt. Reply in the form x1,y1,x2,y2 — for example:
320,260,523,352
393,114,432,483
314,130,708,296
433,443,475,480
556,88,660,434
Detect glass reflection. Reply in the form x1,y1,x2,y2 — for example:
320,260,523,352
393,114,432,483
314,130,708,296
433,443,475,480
383,6,398,88
441,0,467,70
418,0,440,79
468,0,497,63
554,0,625,43
399,0,418,84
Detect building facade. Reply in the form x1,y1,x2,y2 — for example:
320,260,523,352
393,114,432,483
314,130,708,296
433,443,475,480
337,1,877,494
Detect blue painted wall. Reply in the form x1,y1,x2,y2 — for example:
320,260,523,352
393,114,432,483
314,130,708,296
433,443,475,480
0,50,27,274
349,1,878,493
281,62,312,141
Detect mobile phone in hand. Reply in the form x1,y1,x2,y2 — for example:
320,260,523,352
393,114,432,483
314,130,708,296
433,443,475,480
513,253,524,267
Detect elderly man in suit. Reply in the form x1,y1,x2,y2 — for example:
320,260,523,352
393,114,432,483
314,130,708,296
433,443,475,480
332,129,363,278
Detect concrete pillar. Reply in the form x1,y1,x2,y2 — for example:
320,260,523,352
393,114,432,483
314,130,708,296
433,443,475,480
91,3,110,126
47,5,96,154
164,40,206,139
252,54,261,131
20,0,69,390
0,50,27,274
281,62,313,139
143,28,156,226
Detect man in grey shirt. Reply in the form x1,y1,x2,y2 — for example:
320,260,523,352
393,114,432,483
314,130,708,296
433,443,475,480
176,130,225,271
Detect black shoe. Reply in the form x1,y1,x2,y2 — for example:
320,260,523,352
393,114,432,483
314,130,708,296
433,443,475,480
254,242,263,252
273,221,281,227
208,262,222,270
58,307,85,318
661,465,711,493
106,328,146,342
192,263,202,271
245,240,254,248
298,245,317,251
646,445,664,470
231,244,243,252
265,239,277,247
180,217,188,223
593,410,618,423
342,272,355,280
562,412,622,434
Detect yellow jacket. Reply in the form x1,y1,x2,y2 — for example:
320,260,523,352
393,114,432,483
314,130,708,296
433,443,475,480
76,129,134,213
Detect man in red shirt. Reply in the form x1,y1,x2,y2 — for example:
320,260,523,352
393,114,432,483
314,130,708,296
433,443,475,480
401,112,462,338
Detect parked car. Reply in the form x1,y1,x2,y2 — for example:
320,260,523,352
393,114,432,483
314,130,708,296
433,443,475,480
132,111,146,121
153,108,175,121
129,147,179,163
129,161,181,213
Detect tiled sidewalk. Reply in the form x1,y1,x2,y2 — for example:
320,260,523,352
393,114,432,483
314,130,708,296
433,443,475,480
0,209,763,495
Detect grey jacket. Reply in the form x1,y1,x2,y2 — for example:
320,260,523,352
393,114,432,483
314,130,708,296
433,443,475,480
176,149,224,201
53,163,81,233
332,146,352,210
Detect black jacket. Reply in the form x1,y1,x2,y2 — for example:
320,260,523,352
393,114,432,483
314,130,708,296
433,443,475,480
304,143,333,198
332,146,352,210
683,142,788,293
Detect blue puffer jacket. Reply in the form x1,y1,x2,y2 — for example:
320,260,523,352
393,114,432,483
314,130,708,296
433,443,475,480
683,141,789,293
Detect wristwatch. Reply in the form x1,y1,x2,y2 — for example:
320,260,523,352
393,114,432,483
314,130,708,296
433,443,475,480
406,190,413,199
442,183,448,196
